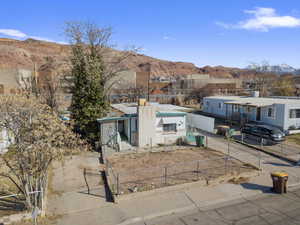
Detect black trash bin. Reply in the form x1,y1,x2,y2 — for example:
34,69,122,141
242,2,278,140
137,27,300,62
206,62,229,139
271,172,288,194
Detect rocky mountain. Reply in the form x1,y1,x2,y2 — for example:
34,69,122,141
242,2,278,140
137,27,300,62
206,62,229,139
0,38,203,77
0,37,291,80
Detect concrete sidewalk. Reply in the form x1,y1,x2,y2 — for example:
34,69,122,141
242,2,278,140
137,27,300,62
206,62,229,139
55,173,282,225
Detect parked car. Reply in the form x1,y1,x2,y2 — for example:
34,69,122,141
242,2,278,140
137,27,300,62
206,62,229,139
241,124,285,143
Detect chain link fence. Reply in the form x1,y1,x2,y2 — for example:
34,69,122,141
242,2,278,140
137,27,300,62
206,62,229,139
106,156,256,195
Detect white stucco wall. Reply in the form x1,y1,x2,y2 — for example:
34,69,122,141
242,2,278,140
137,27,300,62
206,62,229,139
155,116,186,145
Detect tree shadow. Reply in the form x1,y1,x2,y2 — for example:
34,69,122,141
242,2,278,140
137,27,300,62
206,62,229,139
0,197,26,212
240,183,273,193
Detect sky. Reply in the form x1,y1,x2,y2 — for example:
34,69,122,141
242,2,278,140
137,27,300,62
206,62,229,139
1,0,300,68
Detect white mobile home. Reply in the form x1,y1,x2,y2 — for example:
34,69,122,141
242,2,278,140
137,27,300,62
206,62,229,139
98,101,189,151
203,96,300,132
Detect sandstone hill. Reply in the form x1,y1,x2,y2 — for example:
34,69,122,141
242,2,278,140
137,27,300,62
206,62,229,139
0,37,271,79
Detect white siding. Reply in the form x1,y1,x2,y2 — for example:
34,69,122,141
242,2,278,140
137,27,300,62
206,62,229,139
186,113,215,133
155,116,186,144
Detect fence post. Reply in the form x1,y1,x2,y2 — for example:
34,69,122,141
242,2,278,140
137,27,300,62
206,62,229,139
197,161,200,180
164,167,167,185
83,168,90,195
105,160,109,176
206,136,208,148
241,133,244,143
225,157,228,175
227,138,230,156
116,173,120,195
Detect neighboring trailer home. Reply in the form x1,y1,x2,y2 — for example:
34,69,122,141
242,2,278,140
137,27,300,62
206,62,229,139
98,101,189,151
203,95,300,132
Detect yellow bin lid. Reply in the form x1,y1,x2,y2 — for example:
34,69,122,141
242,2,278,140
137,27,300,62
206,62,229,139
271,172,288,177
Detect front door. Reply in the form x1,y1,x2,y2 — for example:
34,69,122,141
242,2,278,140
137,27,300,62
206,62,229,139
256,107,261,121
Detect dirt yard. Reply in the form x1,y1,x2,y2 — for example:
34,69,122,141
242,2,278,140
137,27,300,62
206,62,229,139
107,147,257,194
286,134,300,146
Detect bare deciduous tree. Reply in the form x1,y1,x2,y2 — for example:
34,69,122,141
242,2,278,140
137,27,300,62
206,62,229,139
38,57,64,111
0,96,88,211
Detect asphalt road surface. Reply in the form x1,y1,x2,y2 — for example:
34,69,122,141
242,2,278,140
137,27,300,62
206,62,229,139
135,187,300,225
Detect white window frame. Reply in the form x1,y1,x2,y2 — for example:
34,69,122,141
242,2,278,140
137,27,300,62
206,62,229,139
267,107,276,119
218,102,223,109
289,108,300,119
163,123,177,133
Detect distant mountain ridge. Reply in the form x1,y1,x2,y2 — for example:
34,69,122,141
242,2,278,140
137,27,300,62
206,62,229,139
0,37,298,80
247,63,300,75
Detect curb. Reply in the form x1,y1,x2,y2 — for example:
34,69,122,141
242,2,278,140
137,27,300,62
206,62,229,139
115,181,300,225
116,205,196,225
115,189,266,225
234,140,297,164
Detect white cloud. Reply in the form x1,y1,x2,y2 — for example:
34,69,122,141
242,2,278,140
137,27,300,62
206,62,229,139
0,28,66,44
163,35,176,40
0,29,27,38
216,7,300,32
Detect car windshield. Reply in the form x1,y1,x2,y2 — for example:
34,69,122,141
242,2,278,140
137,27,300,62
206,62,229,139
270,128,282,135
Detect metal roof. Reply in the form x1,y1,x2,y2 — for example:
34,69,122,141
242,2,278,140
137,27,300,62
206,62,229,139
111,102,191,115
205,96,300,107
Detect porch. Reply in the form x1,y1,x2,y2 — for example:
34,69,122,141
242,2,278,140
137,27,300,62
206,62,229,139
97,117,136,154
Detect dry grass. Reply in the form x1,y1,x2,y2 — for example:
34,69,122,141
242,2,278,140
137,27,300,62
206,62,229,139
108,147,225,171
228,176,250,184
10,214,61,225
107,147,256,194
286,134,300,146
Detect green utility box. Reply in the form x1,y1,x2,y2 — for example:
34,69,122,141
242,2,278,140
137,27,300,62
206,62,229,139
195,135,205,147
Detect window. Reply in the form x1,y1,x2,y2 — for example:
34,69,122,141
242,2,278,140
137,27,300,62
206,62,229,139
233,105,239,112
206,101,210,107
290,109,300,119
267,107,275,118
163,123,177,132
218,102,222,109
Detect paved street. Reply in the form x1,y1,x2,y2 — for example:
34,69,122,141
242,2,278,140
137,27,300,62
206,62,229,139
135,187,300,225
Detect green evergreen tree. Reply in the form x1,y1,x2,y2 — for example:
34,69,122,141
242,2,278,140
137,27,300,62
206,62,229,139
65,22,137,143
66,23,110,142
